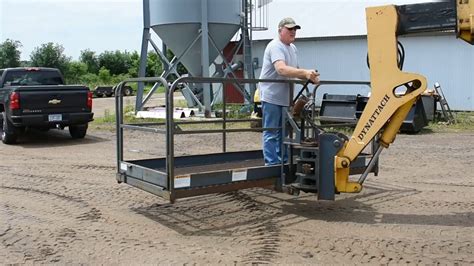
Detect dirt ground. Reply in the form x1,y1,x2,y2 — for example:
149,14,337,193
1,98,473,264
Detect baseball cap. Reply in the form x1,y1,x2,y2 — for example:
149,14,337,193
278,17,301,30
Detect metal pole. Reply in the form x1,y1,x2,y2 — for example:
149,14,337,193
358,145,384,184
162,44,168,73
201,0,211,117
167,81,176,203
115,82,124,172
243,0,256,101
137,0,151,112
280,107,286,189
222,81,227,152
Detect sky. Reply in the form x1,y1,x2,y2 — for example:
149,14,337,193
1,0,438,61
0,0,145,61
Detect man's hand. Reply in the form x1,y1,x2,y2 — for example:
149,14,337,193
273,60,320,84
305,69,320,84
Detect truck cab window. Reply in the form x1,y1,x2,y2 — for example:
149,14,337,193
4,71,63,86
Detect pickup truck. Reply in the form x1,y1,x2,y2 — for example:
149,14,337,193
0,67,94,144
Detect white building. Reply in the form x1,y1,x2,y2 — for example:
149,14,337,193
250,0,474,111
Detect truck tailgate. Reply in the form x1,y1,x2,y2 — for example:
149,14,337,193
16,85,90,114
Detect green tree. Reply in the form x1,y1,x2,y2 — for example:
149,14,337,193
147,51,163,76
29,42,71,74
98,67,112,84
79,49,99,74
127,51,140,78
64,61,88,84
79,73,100,88
98,50,132,75
0,39,22,68
166,49,188,76
128,51,163,78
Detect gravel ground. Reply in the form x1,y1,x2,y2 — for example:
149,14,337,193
1,101,473,264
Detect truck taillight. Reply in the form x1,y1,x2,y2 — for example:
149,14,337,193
87,91,93,109
10,92,20,110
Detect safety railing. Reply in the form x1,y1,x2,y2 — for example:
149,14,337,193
116,77,305,202
115,77,169,172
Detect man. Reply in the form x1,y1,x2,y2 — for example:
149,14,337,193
259,17,319,165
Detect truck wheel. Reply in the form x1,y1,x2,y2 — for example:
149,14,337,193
1,112,18,144
69,124,88,139
95,92,103,98
123,87,133,96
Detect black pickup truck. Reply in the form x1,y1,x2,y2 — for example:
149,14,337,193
0,67,94,144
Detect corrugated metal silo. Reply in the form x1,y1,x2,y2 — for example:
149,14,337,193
149,0,241,76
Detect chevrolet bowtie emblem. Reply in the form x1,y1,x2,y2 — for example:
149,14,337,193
48,99,61,104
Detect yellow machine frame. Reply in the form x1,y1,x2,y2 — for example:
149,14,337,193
458,0,474,44
334,1,473,194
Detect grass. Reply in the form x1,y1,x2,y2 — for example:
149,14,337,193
423,112,474,133
213,103,252,119
124,83,166,94
142,85,166,94
90,105,165,131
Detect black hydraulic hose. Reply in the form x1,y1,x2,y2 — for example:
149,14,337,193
397,41,405,70
293,69,318,104
293,79,311,104
366,41,405,70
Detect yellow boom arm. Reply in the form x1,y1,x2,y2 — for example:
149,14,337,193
334,1,473,194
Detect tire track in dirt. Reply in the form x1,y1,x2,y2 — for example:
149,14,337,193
374,198,474,213
130,190,283,264
70,164,116,171
76,207,103,222
0,161,149,210
0,186,86,204
0,185,112,263
0,161,200,263
0,186,90,263
296,236,474,264
406,180,474,188
4,162,116,174
3,172,68,183
224,191,282,264
353,186,473,213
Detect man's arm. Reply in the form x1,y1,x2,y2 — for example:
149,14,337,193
274,60,320,84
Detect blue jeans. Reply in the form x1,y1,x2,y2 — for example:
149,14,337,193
262,101,288,165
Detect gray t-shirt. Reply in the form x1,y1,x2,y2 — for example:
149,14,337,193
259,38,298,106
